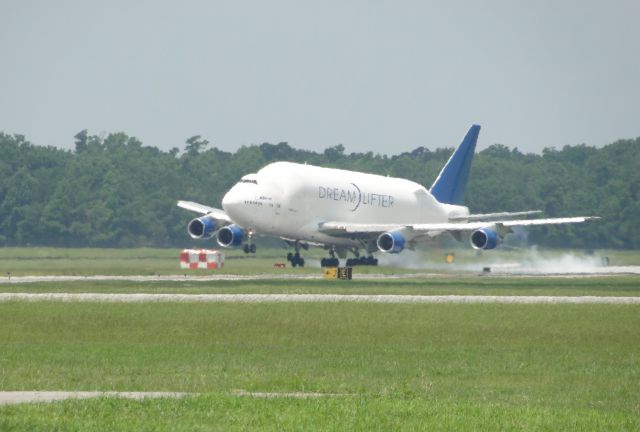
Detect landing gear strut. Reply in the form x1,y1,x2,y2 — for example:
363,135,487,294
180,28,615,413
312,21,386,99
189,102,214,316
243,230,257,254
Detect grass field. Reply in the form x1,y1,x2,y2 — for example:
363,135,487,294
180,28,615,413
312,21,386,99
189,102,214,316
0,247,639,430
0,301,639,430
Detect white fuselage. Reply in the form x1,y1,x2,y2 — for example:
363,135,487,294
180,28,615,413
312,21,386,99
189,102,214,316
221,162,467,246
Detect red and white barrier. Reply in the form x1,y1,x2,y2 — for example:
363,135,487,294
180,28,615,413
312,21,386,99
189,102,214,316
180,249,224,269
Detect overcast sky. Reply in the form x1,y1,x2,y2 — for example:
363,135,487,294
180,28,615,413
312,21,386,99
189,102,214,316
1,0,638,154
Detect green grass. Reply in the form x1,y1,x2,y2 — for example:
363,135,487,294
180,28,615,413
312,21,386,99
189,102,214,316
0,247,639,429
1,394,637,431
1,275,639,297
0,301,639,430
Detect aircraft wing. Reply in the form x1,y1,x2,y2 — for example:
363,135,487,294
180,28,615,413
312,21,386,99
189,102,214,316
319,216,599,237
177,200,233,223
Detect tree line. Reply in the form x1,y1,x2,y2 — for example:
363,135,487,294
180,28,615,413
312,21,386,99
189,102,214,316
0,130,638,249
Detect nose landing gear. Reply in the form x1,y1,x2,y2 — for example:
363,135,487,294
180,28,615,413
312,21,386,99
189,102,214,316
242,229,257,254
242,243,257,254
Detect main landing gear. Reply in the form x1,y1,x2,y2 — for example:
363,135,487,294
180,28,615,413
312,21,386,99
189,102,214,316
286,241,306,267
320,249,339,268
287,252,305,267
285,243,378,268
346,256,378,266
320,248,379,267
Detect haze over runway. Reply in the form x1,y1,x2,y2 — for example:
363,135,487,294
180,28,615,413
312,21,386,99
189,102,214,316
1,1,639,154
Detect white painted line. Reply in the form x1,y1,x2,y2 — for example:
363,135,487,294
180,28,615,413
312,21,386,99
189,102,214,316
1,293,639,304
231,390,352,398
0,391,191,405
0,390,352,405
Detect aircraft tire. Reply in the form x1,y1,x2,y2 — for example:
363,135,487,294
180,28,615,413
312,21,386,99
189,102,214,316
290,253,304,268
249,244,257,253
322,257,339,267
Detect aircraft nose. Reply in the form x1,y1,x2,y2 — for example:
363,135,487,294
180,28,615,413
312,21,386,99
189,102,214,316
221,188,240,211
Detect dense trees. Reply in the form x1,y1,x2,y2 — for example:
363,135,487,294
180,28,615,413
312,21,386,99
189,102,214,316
0,131,638,249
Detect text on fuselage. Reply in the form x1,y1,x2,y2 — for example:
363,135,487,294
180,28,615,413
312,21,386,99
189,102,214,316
318,184,394,211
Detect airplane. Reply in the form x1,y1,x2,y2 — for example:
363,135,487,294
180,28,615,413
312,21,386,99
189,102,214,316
177,125,598,267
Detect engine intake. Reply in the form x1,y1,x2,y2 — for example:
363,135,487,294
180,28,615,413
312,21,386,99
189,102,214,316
470,228,500,250
376,231,405,254
187,216,217,239
217,224,245,247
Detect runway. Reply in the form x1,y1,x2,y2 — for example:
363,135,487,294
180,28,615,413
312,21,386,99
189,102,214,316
1,293,639,304
0,266,638,285
0,274,325,284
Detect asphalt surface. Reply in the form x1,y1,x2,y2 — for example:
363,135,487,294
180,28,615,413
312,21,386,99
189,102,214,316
1,292,639,304
0,265,639,285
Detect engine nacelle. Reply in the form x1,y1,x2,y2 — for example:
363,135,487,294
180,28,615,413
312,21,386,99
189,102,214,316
216,224,245,247
470,228,500,250
187,216,217,239
376,231,406,254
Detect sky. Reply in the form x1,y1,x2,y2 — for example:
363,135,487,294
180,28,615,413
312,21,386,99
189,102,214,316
1,0,639,154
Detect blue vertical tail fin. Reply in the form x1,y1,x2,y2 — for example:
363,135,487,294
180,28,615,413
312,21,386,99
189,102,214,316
429,124,480,205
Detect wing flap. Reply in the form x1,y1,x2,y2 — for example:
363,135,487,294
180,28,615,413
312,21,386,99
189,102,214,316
450,210,543,222
500,216,599,227
320,216,599,237
411,216,598,232
318,222,407,235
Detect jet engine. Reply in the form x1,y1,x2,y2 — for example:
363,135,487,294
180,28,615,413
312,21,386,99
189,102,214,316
216,224,245,247
187,216,217,239
470,228,500,250
376,231,405,254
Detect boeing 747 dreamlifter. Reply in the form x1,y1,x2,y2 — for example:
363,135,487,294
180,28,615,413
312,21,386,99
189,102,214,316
178,125,597,267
